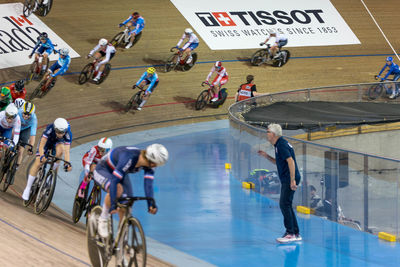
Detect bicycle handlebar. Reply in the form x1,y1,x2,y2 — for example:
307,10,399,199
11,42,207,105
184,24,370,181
0,137,15,147
170,47,178,52
117,196,156,208
44,153,71,167
202,81,210,87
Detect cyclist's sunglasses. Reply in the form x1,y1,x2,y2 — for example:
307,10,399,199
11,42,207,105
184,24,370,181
98,147,108,153
55,129,66,135
6,114,16,119
23,112,31,117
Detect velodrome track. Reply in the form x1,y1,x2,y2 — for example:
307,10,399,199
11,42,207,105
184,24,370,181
1,0,400,265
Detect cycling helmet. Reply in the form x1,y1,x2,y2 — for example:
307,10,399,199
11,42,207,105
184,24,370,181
386,56,393,62
5,103,18,118
147,67,156,74
215,61,222,68
269,29,277,35
145,144,169,166
15,80,25,92
23,101,35,114
133,12,140,17
60,48,69,56
99,38,108,46
54,118,69,133
14,98,25,109
184,28,193,35
1,87,10,97
98,137,113,150
39,32,48,39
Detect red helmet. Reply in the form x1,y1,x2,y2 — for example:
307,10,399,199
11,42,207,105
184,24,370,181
215,61,222,68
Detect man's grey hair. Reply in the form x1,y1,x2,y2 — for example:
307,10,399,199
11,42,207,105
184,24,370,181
268,123,282,136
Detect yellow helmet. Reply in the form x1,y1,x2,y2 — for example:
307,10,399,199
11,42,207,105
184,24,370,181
147,67,156,74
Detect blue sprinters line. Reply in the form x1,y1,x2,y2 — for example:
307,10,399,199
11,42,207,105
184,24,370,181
0,217,91,266
0,53,395,87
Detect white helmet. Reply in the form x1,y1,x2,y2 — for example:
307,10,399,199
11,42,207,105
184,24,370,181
14,98,25,109
145,144,168,166
269,29,277,35
60,48,69,56
54,118,69,132
184,28,193,35
5,103,18,118
98,137,113,150
99,38,108,46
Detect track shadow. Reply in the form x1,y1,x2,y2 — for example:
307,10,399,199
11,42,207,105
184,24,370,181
142,57,168,73
173,96,196,110
236,56,253,66
102,100,130,114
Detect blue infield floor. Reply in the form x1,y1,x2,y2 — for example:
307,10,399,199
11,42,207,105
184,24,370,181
53,120,400,267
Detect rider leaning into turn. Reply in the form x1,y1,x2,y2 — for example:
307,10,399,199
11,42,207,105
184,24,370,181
22,118,72,201
175,28,199,65
79,137,113,198
47,48,71,83
119,11,145,49
260,30,288,59
29,32,54,75
93,144,168,238
205,61,229,102
87,38,116,83
133,67,159,110
376,56,400,99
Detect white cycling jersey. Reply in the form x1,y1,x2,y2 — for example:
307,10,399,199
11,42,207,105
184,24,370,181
177,33,199,50
89,43,116,66
0,111,21,145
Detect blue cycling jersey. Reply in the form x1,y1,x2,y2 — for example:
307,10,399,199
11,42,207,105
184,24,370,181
30,37,54,57
96,146,155,210
51,49,71,77
136,72,158,92
18,110,37,136
122,15,145,30
42,123,72,146
378,62,400,80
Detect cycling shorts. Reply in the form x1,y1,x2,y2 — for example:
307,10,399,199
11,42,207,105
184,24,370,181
278,39,288,48
49,62,61,73
187,43,199,50
36,46,53,55
129,27,144,36
93,166,133,197
144,79,159,93
212,76,228,86
99,51,116,60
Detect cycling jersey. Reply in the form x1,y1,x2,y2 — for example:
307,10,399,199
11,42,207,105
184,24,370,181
49,50,71,77
94,146,155,211
0,88,12,111
42,123,72,146
89,43,116,66
9,84,27,100
275,33,288,42
136,72,159,93
378,62,400,81
207,66,228,86
0,110,21,145
18,109,37,136
177,33,199,50
82,145,103,175
121,15,145,35
30,37,54,57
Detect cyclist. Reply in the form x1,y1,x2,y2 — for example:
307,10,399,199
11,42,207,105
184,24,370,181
235,75,261,102
87,38,116,83
9,80,27,100
79,137,113,198
259,30,288,59
16,101,37,169
205,61,229,102
175,28,199,66
22,118,72,201
93,143,168,238
29,32,54,75
133,67,159,110
0,87,13,111
44,47,71,88
376,56,400,99
118,11,145,49
0,103,21,154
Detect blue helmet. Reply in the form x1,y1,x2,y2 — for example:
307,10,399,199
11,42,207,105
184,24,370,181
386,56,393,62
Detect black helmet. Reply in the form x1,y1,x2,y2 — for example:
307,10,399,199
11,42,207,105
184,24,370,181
15,80,24,92
39,32,48,40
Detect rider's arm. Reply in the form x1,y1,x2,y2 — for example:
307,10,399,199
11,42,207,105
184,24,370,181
47,39,55,52
206,67,215,81
121,15,133,25
38,136,47,157
30,40,40,57
176,33,186,47
89,44,101,57
382,64,396,80
109,153,133,211
84,147,97,175
12,117,21,146
143,168,157,209
378,64,388,77
135,72,147,86
29,114,38,137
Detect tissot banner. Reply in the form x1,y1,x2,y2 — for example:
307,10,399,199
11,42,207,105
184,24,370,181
170,0,360,50
0,3,80,69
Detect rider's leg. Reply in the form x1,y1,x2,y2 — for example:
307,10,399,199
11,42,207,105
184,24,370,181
22,156,42,200
126,31,137,49
52,143,64,171
16,128,30,167
138,80,157,110
42,52,49,71
270,45,278,58
183,48,192,63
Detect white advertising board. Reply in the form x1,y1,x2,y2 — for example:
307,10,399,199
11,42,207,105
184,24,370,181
0,3,80,69
170,0,360,50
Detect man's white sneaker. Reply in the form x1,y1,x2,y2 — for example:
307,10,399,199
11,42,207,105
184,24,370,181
125,43,133,49
211,97,218,102
97,217,109,238
276,234,296,243
22,187,30,201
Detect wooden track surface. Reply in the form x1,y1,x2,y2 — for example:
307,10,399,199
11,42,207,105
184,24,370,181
1,0,400,265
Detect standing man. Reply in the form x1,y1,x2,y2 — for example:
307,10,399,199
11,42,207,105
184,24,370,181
258,123,301,243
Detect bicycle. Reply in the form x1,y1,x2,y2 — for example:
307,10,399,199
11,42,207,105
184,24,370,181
87,196,154,267
0,142,33,193
26,54,49,84
195,81,228,110
29,72,57,100
367,75,399,100
0,137,15,189
110,26,142,48
23,0,53,17
125,85,147,112
72,173,102,224
250,44,290,67
164,47,198,72
78,56,111,85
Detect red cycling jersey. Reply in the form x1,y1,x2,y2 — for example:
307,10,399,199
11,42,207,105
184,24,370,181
9,84,27,100
82,145,103,174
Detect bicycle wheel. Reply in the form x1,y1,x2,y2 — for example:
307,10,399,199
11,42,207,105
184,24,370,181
29,81,44,100
111,32,124,47
72,181,88,224
23,0,36,17
78,63,93,85
87,206,108,267
250,49,267,66
40,77,57,98
98,64,111,84
195,90,210,110
367,84,383,100
2,153,18,193
182,52,198,71
164,54,177,73
125,91,142,112
26,61,39,84
131,32,142,47
0,149,7,185
85,185,102,224
272,50,290,67
43,170,57,211
34,170,56,214
39,0,53,17
120,217,146,267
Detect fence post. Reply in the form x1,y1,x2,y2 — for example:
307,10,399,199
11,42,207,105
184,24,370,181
363,155,369,232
